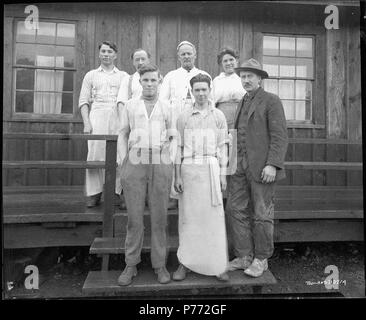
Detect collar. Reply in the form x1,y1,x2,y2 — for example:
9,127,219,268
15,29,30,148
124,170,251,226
139,96,159,104
245,86,262,100
191,101,215,115
97,65,119,73
179,66,198,74
216,72,237,80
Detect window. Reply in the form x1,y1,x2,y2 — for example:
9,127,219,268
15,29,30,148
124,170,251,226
14,20,76,115
262,35,314,122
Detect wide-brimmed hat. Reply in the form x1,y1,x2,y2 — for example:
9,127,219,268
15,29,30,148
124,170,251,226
234,58,269,79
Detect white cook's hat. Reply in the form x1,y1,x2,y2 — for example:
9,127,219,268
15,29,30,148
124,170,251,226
177,40,196,52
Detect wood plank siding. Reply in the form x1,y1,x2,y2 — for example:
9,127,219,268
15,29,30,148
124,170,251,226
3,2,362,187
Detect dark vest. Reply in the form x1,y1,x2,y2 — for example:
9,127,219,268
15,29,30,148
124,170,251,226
236,89,260,166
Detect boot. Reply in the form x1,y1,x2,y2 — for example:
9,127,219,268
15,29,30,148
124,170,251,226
118,193,127,210
154,266,171,284
86,193,102,208
172,264,190,281
244,258,268,278
216,272,229,281
117,265,137,286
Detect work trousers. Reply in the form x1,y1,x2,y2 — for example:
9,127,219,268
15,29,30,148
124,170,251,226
227,156,275,260
121,148,173,268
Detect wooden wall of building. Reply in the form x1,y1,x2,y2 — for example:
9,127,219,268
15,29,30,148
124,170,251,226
3,2,362,187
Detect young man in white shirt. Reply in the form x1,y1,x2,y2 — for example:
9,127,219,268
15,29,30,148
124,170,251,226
79,41,128,207
117,64,176,286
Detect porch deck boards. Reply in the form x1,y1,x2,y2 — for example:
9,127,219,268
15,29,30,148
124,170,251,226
82,269,277,296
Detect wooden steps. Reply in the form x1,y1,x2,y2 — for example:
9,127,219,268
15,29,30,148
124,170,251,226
90,236,179,254
4,209,362,225
82,269,277,296
3,185,363,220
3,185,364,248
91,212,365,254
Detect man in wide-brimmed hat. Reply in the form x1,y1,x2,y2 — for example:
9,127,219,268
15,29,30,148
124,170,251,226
226,58,288,277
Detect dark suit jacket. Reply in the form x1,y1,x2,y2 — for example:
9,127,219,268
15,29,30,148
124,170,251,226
232,87,288,182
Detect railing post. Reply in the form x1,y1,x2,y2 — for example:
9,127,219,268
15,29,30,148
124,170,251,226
102,138,117,271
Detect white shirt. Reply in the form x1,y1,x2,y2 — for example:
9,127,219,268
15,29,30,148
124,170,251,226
119,97,175,152
79,66,128,107
160,67,211,109
116,71,142,105
212,72,246,104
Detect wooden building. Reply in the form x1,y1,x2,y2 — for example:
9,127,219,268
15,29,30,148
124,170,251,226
3,1,363,251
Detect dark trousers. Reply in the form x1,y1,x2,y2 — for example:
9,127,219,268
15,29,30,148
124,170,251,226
121,149,173,268
227,157,275,260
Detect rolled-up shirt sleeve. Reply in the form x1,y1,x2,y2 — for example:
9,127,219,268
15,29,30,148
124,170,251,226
117,75,129,105
211,78,218,104
78,71,92,108
117,102,131,164
174,112,187,164
215,110,229,174
166,103,177,140
159,72,171,102
215,110,229,146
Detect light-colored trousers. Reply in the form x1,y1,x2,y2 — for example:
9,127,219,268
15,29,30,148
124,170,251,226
121,148,173,268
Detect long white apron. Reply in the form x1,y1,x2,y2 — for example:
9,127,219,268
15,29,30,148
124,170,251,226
85,102,122,196
176,157,228,276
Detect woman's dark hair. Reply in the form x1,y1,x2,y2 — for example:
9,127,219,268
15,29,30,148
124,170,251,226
190,73,211,89
98,41,118,53
217,47,239,65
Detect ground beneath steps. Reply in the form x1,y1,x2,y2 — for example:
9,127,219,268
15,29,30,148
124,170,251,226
4,242,364,299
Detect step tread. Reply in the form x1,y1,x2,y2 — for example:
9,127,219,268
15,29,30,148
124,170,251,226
90,236,179,254
5,208,363,224
82,269,276,295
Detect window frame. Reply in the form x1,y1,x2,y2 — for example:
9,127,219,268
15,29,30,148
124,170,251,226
11,17,79,121
253,23,326,129
262,33,315,124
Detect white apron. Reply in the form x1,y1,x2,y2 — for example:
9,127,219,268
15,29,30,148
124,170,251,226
85,102,122,196
174,156,228,276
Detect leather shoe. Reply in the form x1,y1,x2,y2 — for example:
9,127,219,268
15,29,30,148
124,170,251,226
216,272,229,281
86,193,101,208
172,264,190,281
118,193,127,210
228,256,252,271
117,265,137,286
244,258,268,277
155,266,171,284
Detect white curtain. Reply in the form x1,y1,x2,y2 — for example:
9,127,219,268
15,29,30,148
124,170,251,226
34,55,64,114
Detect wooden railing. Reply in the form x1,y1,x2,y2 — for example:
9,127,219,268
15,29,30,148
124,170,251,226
3,132,118,269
